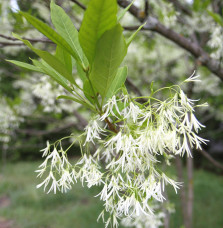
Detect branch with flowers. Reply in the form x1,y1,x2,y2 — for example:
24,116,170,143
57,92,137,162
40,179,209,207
7,0,208,227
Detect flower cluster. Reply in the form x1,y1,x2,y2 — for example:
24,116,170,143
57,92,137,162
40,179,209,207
208,26,223,59
36,77,207,227
121,202,165,228
36,140,77,193
0,97,23,143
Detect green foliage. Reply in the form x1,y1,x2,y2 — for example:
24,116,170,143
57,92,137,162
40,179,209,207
55,46,73,75
19,11,85,69
126,23,146,47
89,24,127,101
10,0,142,108
1,161,223,228
193,0,211,12
50,1,88,69
6,60,44,73
13,33,77,89
208,11,223,26
79,0,117,65
32,59,73,93
117,0,134,21
106,66,128,99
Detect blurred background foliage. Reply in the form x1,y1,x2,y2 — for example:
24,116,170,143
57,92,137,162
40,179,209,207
0,0,223,227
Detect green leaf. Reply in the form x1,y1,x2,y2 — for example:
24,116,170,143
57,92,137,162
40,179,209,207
106,66,128,99
20,11,85,68
117,0,134,21
208,11,223,27
79,0,117,65
32,59,73,93
76,63,87,83
126,23,146,47
55,46,72,75
193,0,210,11
50,1,88,69
90,24,127,100
13,33,75,85
57,95,96,111
57,95,86,106
83,80,96,104
6,60,44,73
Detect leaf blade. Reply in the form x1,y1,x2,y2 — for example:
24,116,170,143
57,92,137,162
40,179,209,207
79,0,117,65
106,66,128,99
90,24,127,100
117,0,134,21
126,23,146,47
20,11,85,68
50,1,88,68
13,33,75,85
6,60,44,73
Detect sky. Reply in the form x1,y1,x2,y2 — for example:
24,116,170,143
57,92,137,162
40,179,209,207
10,0,19,12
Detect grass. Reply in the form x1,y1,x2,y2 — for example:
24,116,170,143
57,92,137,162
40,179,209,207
0,161,223,228
167,168,223,228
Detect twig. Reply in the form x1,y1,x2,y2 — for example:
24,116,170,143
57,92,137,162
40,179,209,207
167,0,192,16
0,34,53,44
199,149,223,171
0,42,25,47
126,78,143,96
70,0,86,10
73,109,88,128
17,121,82,136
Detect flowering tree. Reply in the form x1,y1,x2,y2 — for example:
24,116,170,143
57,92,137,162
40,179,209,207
2,0,223,227
6,1,209,227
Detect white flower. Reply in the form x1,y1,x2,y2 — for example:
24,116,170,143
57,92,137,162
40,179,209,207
59,169,74,193
100,96,121,120
184,71,201,83
40,141,50,157
36,78,208,227
36,171,59,194
123,102,142,123
84,117,105,145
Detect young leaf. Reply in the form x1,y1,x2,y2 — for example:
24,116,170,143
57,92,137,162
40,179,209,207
55,46,72,75
117,0,134,21
20,11,85,68
32,59,73,93
126,23,146,47
57,95,86,106
13,33,75,85
79,0,117,65
57,95,96,111
83,80,96,104
208,10,223,27
90,24,127,100
50,1,88,69
106,66,128,99
6,60,44,73
76,63,87,83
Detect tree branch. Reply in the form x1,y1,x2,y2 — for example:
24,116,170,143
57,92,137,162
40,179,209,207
167,0,192,16
118,0,223,80
17,122,80,136
0,42,25,47
199,149,223,171
0,34,53,44
70,0,86,10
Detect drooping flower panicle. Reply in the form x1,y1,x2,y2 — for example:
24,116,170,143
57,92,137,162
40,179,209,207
36,77,207,227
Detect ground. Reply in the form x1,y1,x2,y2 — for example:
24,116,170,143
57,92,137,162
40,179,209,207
0,161,223,228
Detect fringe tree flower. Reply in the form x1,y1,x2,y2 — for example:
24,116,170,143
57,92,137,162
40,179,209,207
36,76,207,227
